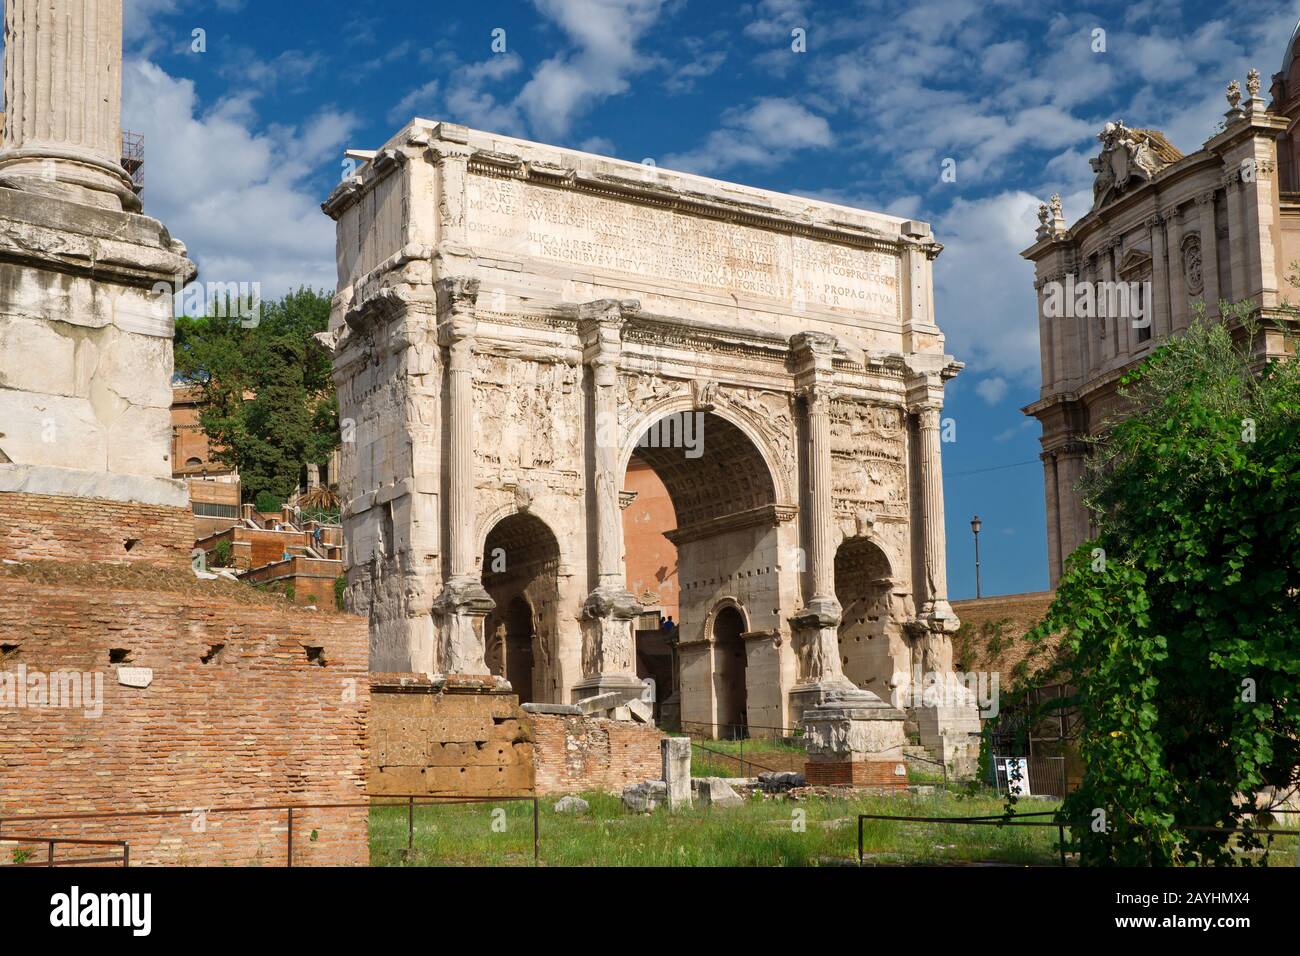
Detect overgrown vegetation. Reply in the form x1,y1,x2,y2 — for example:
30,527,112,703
1029,303,1300,866
174,288,338,507
210,538,233,568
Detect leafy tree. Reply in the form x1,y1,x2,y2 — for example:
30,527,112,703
174,288,338,506
1029,304,1300,865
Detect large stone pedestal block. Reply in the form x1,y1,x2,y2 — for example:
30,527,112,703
914,701,983,779
802,686,910,789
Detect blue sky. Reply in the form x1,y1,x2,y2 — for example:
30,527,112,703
105,0,1299,597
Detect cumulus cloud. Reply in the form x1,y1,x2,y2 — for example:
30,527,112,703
661,97,832,175
123,60,358,297
975,377,1010,405
931,191,1043,384
516,0,667,139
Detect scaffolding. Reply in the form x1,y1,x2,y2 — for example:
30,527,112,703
120,129,144,192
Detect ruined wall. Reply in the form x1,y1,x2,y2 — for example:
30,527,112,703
0,491,194,567
531,714,665,796
0,567,369,867
368,678,535,796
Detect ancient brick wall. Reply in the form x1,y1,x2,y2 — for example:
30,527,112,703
531,714,665,796
369,678,535,797
0,568,370,866
804,759,910,789
0,492,194,568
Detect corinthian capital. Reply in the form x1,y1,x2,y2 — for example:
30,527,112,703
911,405,943,431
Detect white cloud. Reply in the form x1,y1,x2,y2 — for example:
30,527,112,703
931,191,1043,384
515,0,668,139
661,97,832,175
975,377,1010,405
388,79,441,126
742,0,812,42
123,60,359,297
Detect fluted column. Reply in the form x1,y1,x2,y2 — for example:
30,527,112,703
1147,214,1169,338
789,332,848,690
1166,204,1190,333
0,0,139,210
434,277,493,677
914,403,957,630
573,299,642,704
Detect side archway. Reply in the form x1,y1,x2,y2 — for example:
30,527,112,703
481,511,561,704
834,536,898,699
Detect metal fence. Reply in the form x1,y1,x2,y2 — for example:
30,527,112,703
0,835,130,868
0,794,541,868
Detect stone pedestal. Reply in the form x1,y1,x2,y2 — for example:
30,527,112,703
573,583,645,705
434,576,496,677
802,686,910,788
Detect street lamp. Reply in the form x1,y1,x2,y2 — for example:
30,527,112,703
970,515,982,599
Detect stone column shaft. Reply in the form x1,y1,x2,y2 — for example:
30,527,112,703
1198,193,1221,316
1147,215,1170,338
435,277,493,677
446,338,475,578
807,387,835,603
1167,205,1190,333
0,0,138,209
574,300,642,702
916,406,951,618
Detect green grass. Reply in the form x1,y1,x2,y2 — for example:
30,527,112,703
370,789,1073,867
679,735,806,778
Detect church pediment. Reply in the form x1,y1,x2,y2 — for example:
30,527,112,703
1090,121,1182,210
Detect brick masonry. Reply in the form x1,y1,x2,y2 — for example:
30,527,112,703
0,491,195,568
531,714,665,796
804,759,910,789
0,564,370,866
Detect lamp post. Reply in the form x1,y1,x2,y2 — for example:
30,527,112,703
970,515,982,599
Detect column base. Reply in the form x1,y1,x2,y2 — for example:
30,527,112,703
801,686,909,785
0,150,142,213
434,576,495,676
912,701,983,780
577,585,642,712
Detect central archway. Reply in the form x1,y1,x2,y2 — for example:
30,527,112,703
482,512,560,704
621,408,788,738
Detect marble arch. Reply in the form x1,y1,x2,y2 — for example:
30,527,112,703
322,119,978,764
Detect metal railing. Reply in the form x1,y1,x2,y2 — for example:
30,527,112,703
856,810,1300,867
0,836,129,868
678,720,807,778
0,794,541,868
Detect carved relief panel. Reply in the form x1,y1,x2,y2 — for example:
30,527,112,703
829,399,909,521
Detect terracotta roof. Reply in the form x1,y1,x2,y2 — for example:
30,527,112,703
1134,128,1183,165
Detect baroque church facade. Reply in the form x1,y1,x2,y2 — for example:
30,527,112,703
1023,30,1300,585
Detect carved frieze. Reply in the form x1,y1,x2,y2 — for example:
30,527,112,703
830,399,908,520
473,357,581,476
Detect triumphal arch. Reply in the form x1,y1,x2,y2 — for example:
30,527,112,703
321,121,977,766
